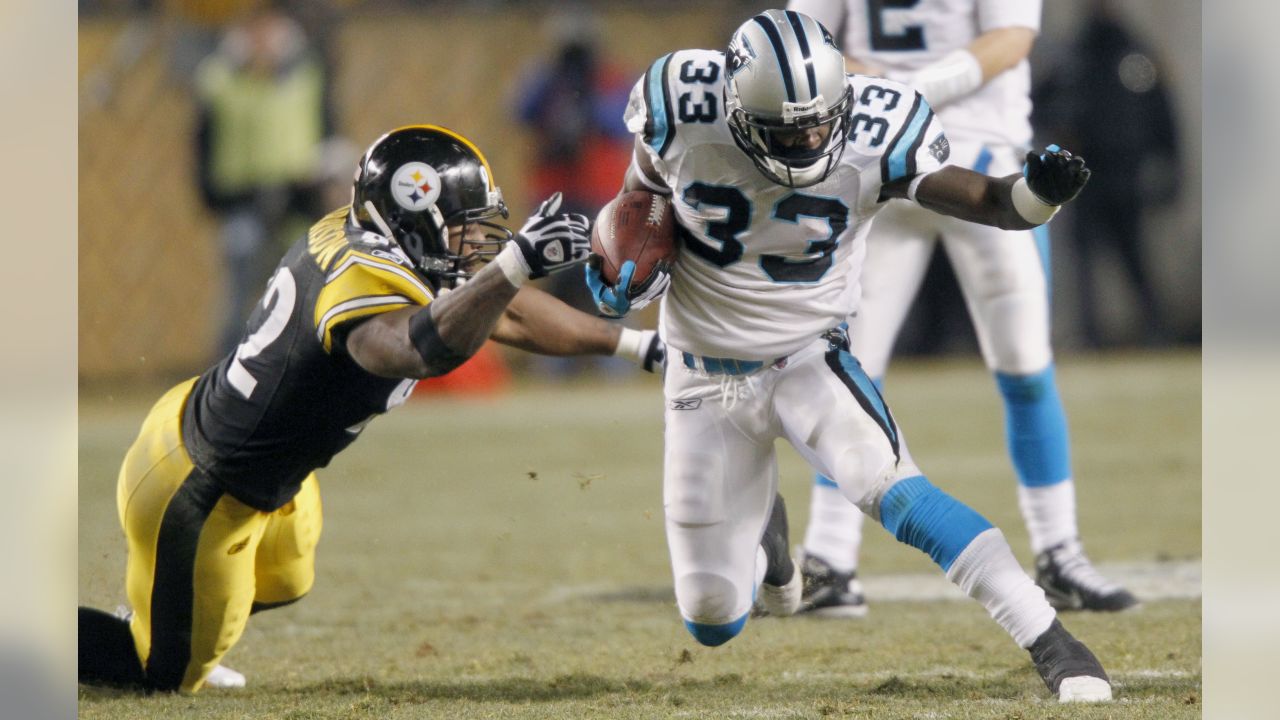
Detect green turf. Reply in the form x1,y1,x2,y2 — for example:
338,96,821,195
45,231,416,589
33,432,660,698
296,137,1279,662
78,350,1201,718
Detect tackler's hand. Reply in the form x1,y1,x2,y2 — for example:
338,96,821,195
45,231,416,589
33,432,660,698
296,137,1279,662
1023,145,1091,206
511,192,592,279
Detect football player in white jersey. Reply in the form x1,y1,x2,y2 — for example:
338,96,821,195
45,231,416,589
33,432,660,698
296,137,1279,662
585,9,1112,703
784,0,1137,617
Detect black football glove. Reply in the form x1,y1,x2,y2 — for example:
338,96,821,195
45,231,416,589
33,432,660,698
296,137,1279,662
512,192,591,279
1023,144,1091,205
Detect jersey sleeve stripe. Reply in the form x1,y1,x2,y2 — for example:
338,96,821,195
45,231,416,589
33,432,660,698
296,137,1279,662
316,295,415,352
643,54,677,158
783,10,817,99
881,94,935,184
754,15,797,102
326,254,433,303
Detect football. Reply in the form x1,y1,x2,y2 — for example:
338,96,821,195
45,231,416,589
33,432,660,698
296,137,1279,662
591,190,678,291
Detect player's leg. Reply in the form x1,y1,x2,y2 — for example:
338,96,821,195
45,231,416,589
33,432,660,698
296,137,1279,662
253,473,323,613
942,186,1137,611
799,205,938,616
662,367,781,645
775,338,1110,701
106,381,269,692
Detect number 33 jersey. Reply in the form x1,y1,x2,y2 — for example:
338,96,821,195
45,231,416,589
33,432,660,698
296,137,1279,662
182,208,435,511
624,49,948,360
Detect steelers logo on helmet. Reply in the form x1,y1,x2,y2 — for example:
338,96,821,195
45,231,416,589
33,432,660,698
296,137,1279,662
390,162,442,212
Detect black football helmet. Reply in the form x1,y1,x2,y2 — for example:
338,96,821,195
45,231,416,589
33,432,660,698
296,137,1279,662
350,125,511,285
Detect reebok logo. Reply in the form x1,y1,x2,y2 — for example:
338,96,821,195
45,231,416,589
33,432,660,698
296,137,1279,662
669,399,702,411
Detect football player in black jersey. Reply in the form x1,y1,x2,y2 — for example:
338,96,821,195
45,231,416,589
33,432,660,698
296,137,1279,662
78,125,666,693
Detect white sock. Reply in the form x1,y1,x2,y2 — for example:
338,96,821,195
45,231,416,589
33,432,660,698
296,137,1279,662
801,482,864,573
946,528,1056,648
1017,480,1078,554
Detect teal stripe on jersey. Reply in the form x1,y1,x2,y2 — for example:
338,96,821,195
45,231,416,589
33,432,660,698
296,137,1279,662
885,98,934,183
644,54,675,157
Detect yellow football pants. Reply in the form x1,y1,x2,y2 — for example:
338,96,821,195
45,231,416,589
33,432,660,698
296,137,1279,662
116,379,322,692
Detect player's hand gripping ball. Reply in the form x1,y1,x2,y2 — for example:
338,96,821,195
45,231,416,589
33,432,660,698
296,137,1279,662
585,191,678,318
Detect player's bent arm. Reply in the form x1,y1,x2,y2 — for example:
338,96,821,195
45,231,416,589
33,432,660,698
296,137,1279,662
624,136,672,194
491,286,621,356
346,261,520,379
888,166,1039,231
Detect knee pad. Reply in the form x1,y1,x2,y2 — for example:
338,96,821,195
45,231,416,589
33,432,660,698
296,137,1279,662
876,475,993,572
675,571,748,646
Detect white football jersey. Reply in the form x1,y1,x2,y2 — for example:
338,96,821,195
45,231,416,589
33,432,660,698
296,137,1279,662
789,0,1040,150
624,49,947,360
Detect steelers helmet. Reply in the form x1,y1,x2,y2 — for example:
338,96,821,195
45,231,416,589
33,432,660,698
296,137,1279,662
724,10,853,187
351,125,510,284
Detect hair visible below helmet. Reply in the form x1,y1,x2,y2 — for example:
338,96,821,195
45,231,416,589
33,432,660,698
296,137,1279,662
351,125,510,285
724,9,853,187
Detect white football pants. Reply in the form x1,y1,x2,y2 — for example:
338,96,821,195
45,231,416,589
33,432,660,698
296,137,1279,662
662,334,921,628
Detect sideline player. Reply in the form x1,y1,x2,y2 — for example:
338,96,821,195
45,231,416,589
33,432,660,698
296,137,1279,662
588,10,1112,701
785,0,1137,617
78,125,664,693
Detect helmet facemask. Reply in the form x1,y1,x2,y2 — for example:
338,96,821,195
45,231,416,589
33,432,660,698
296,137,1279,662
726,86,853,188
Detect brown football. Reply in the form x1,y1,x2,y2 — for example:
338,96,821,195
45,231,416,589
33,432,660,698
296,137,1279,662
591,190,678,290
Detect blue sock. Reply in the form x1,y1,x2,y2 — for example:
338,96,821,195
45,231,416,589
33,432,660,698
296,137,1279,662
878,475,993,571
995,365,1071,488
684,612,749,647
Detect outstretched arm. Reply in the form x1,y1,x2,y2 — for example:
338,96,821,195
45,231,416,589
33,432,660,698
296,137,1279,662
491,286,620,356
345,194,593,379
884,146,1091,231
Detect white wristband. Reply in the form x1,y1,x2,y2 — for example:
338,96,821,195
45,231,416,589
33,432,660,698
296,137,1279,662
1011,177,1060,225
908,49,983,107
614,327,646,362
494,243,530,287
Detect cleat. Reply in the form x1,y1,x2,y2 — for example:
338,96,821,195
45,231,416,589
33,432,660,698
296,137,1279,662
1036,539,1139,612
1028,619,1112,702
204,663,246,689
756,493,801,617
797,553,868,618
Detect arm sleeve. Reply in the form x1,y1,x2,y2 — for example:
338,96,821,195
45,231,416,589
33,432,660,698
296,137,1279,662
977,0,1041,33
879,91,949,186
313,251,434,353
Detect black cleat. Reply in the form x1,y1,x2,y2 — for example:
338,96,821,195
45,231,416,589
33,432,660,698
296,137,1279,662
756,493,801,616
1036,539,1139,612
798,553,868,618
1028,618,1113,702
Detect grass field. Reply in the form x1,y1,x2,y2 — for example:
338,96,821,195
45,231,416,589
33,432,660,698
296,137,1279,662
78,350,1201,719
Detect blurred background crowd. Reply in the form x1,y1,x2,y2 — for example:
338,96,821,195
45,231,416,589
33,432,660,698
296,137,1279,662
77,0,1201,386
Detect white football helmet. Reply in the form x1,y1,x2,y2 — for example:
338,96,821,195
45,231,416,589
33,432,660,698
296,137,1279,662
724,9,853,187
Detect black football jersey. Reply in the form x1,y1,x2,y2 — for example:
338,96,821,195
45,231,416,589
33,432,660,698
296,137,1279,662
182,207,437,511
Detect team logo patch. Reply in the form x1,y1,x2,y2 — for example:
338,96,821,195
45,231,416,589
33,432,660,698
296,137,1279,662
669,398,702,411
391,162,441,212
726,34,756,78
929,133,951,163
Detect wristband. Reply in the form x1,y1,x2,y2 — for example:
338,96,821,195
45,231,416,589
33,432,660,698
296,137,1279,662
493,243,530,287
908,49,983,107
1011,177,1061,225
614,327,645,363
